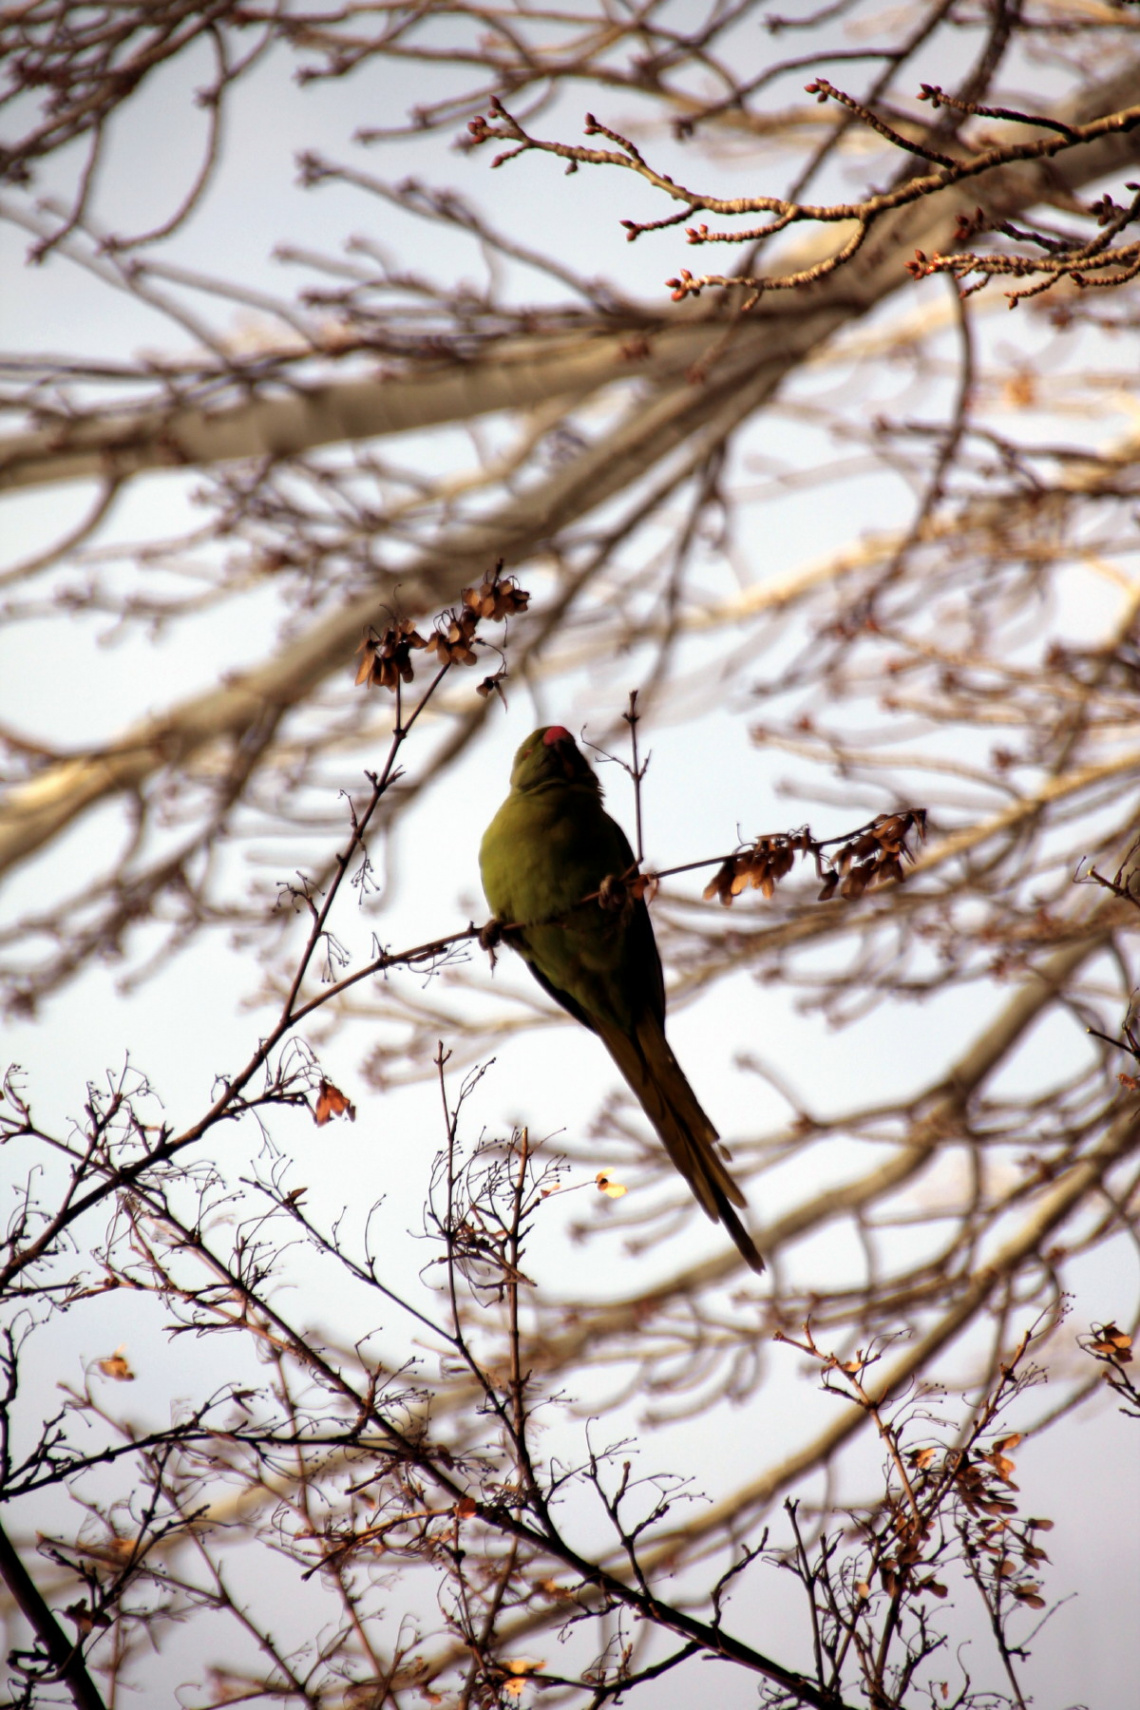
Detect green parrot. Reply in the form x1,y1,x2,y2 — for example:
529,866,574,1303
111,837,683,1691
480,725,764,1274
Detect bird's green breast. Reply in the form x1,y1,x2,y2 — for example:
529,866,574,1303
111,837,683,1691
479,781,631,926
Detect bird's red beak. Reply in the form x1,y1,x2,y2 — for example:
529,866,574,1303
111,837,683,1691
543,725,578,778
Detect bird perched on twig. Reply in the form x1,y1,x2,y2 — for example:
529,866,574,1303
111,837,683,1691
480,725,764,1274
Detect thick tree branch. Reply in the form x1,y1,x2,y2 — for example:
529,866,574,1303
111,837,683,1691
0,1516,107,1710
4,64,1138,888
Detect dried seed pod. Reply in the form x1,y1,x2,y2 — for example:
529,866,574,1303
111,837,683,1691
354,620,428,690
703,860,738,906
426,611,479,666
840,862,874,899
461,570,530,621
874,813,908,845
476,671,507,703
772,846,796,884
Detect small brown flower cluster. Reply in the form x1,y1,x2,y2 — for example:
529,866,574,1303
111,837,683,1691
355,618,427,689
354,568,529,693
950,1435,1051,1611
881,1432,1049,1612
816,810,926,902
425,613,479,667
702,811,926,908
461,573,530,623
1082,1321,1139,1416
703,832,806,905
1088,1322,1133,1363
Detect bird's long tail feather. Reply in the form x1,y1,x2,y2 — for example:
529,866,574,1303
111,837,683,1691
597,1016,765,1274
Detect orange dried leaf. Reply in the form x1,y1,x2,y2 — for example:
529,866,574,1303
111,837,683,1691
454,1496,477,1519
629,873,659,904
315,1079,356,1126
703,859,739,906
1091,1323,1132,1360
596,1172,627,1199
96,1348,135,1382
354,637,379,685
461,583,493,618
503,1658,544,1690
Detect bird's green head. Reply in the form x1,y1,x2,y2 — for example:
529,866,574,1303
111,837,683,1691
510,726,601,794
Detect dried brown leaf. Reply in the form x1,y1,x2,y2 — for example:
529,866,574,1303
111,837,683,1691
96,1347,135,1381
315,1079,356,1126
